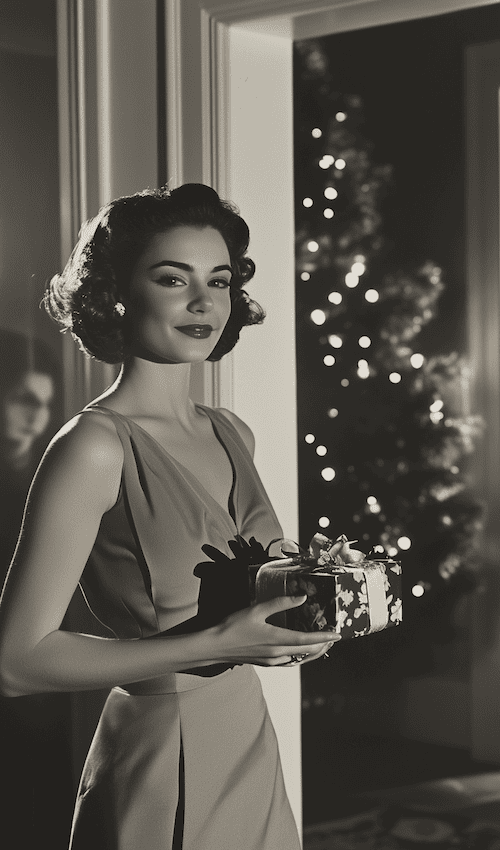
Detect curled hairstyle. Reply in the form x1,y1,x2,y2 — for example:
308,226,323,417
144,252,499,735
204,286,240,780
44,184,265,363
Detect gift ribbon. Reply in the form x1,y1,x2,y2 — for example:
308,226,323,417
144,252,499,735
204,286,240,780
361,566,389,633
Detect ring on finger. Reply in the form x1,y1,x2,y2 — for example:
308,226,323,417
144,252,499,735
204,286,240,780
281,653,308,666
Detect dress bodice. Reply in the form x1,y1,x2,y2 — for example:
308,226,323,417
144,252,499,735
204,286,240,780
72,405,283,640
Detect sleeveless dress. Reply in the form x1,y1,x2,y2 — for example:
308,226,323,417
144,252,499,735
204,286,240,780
68,404,301,850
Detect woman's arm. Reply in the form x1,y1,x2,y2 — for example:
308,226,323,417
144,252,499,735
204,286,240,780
0,413,335,697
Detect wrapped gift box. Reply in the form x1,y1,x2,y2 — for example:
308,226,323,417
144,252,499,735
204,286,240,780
255,534,402,639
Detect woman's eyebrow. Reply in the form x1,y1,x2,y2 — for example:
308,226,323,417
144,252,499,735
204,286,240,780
149,260,232,274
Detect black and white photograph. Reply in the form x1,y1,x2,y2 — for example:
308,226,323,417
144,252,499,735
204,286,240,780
0,2,499,849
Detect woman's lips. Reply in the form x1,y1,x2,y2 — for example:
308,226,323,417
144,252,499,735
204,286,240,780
175,324,214,339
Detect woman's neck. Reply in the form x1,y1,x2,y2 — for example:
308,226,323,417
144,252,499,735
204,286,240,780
94,357,197,425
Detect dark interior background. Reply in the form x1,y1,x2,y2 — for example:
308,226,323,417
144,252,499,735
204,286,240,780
295,2,500,826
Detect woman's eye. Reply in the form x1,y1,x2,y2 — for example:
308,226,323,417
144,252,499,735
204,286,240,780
155,275,186,287
210,278,231,289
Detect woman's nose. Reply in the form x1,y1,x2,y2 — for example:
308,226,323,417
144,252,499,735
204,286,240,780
188,284,214,313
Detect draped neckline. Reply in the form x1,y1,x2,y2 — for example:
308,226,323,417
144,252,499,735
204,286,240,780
84,404,238,532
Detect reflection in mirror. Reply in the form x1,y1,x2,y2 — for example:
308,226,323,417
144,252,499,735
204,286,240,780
0,2,73,847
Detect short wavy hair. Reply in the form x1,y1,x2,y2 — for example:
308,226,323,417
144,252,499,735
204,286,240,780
44,184,265,363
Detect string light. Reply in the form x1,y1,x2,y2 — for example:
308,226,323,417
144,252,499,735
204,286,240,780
311,309,326,325
328,334,343,348
351,261,366,275
410,353,424,368
358,336,371,348
305,434,315,444
327,408,338,418
301,272,311,281
318,516,330,528
323,208,334,218
365,289,379,303
303,197,313,208
430,411,444,423
357,359,370,379
324,187,338,200
307,240,319,252
345,272,359,288
389,372,402,383
328,292,342,304
316,445,327,456
321,467,336,481
323,355,335,366
311,128,322,138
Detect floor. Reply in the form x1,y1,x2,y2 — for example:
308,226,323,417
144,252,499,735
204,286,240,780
303,772,500,850
301,728,500,826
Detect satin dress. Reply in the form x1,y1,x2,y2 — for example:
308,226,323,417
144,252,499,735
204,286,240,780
68,404,301,850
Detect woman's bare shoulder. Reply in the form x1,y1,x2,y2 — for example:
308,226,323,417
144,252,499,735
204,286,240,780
38,409,124,510
216,408,255,458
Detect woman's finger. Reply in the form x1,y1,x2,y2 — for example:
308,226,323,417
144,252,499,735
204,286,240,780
254,594,308,617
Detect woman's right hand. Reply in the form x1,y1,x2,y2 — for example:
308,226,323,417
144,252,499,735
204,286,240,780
211,595,341,667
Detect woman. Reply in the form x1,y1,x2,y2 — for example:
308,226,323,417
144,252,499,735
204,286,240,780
0,184,339,850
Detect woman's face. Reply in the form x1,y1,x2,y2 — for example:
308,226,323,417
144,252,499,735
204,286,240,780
128,225,232,363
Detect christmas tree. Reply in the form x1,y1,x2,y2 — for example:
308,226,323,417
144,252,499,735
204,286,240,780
293,40,484,679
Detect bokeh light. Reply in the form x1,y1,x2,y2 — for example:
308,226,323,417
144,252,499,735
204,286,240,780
345,272,359,288
307,240,319,252
311,309,326,325
410,353,424,368
316,445,327,457
311,128,322,138
365,289,379,303
318,516,330,528
397,536,411,550
389,372,402,383
328,291,342,304
351,261,366,275
357,359,370,379
358,336,371,348
323,355,335,366
305,434,315,444
300,272,310,281
324,187,338,200
303,197,313,208
323,208,334,218
328,334,343,348
327,408,338,418
321,467,336,481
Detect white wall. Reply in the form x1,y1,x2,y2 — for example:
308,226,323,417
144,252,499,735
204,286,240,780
227,25,303,828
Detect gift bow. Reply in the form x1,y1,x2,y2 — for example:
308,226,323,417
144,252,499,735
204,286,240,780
279,533,367,570
260,533,390,633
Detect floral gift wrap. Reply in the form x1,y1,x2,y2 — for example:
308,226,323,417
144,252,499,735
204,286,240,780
255,534,402,639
